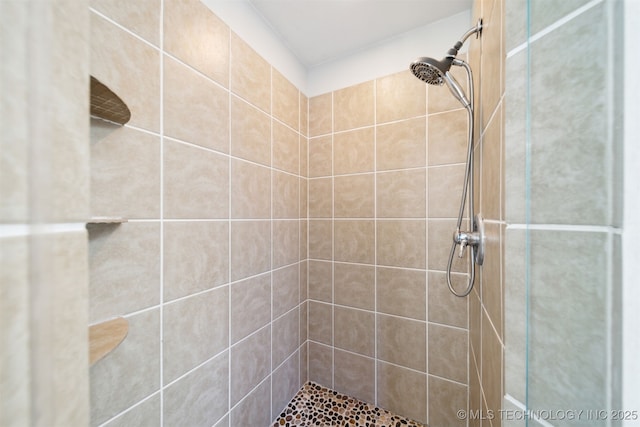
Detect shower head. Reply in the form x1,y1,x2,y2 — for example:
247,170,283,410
410,57,453,85
410,19,482,108
411,56,470,108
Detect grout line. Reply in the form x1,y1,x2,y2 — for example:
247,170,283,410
227,24,233,422
96,390,162,427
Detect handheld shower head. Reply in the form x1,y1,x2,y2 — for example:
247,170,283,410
410,57,453,85
410,57,470,108
409,19,482,108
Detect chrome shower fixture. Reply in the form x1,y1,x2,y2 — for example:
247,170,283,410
409,19,484,298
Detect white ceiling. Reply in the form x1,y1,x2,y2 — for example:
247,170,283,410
247,0,472,67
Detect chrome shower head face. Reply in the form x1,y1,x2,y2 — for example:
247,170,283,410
410,57,452,85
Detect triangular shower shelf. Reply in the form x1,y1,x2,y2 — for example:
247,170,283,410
90,76,131,125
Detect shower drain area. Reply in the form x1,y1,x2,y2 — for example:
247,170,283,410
272,382,427,427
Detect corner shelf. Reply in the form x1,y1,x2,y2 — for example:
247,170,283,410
90,76,131,125
87,217,128,225
89,317,129,366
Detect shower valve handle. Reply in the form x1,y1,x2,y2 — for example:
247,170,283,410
453,229,479,258
458,239,467,258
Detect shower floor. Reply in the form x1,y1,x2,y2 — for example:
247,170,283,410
272,381,426,427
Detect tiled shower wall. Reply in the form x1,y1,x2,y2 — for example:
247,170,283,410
306,59,474,427
89,0,308,425
468,0,506,426
303,1,505,426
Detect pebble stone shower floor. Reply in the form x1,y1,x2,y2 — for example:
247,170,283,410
272,382,427,427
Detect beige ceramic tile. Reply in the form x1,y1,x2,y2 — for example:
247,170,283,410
299,177,308,218
428,375,467,427
231,96,271,166
230,273,271,344
231,159,271,219
90,123,160,218
428,164,466,218
481,222,503,338
377,362,427,424
300,342,309,386
308,178,333,218
88,222,160,322
481,104,503,221
376,70,426,124
272,308,300,367
480,0,503,131
230,220,271,281
163,221,228,301
90,310,160,425
469,288,482,369
428,109,469,166
376,118,426,171
428,323,468,384
309,93,332,137
376,169,426,218
230,377,272,427
333,128,375,175
377,314,426,372
230,33,270,112
334,262,375,311
272,351,300,417
163,287,229,383
273,220,299,268
299,220,308,261
300,138,309,178
273,120,300,174
308,260,332,303
308,220,332,260
334,307,374,357
230,326,271,405
163,56,229,153
164,0,229,86
376,267,426,321
90,0,160,46
428,272,468,329
334,174,374,218
468,356,481,427
163,140,229,219
91,12,160,132
376,220,426,269
308,136,332,178
334,81,374,131
102,393,160,427
273,264,299,318
427,65,469,114
273,69,299,130
273,170,299,219
300,95,309,137
297,307,308,352
482,311,503,427
308,342,333,388
163,352,228,427
299,261,308,302
308,301,332,346
334,350,375,404
334,220,375,264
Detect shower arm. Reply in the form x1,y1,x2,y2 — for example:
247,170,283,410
446,58,485,298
